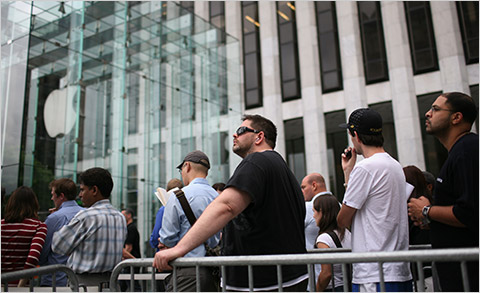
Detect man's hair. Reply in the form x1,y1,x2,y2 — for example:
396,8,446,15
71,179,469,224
349,128,384,147
123,207,135,218
49,178,77,201
4,186,39,223
212,182,226,191
442,92,478,125
78,167,113,198
166,178,183,191
243,114,277,148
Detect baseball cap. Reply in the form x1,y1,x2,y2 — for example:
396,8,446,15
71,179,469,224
339,108,383,135
177,150,211,169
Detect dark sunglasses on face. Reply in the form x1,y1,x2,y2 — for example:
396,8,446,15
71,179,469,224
236,126,260,136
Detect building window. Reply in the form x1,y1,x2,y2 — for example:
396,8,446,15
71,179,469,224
315,2,343,93
358,2,389,84
325,110,348,201
470,85,479,131
242,1,263,109
369,102,398,160
404,2,439,74
456,2,479,64
209,1,226,44
180,1,194,15
127,164,138,213
417,92,448,177
128,73,139,134
209,2,228,114
284,118,306,184
277,1,301,101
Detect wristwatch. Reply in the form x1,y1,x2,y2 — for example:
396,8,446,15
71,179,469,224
422,205,432,224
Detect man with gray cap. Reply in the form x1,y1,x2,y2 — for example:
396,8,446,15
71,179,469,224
336,108,412,292
158,150,220,291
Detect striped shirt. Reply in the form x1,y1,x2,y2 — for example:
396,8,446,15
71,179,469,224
1,218,48,285
52,199,127,273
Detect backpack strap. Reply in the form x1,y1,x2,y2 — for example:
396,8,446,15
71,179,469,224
174,188,197,226
326,231,342,248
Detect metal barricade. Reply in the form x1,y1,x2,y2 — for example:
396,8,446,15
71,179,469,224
1,264,79,292
110,247,479,292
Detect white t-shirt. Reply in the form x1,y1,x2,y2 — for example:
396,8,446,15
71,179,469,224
343,152,412,284
316,229,352,289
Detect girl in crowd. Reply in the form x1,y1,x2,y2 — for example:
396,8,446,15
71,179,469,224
1,186,47,286
313,194,351,292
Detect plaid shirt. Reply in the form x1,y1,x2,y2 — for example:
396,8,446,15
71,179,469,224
52,199,126,273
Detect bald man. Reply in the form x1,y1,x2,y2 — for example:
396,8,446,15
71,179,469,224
301,173,334,290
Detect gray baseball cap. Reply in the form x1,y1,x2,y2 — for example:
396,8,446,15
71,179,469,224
177,150,211,170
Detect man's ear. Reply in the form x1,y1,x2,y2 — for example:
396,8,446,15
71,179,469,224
451,112,463,125
311,181,317,191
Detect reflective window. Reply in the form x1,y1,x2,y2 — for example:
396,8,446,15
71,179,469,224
209,1,228,114
315,2,343,92
242,1,263,108
369,102,398,160
325,110,348,200
284,118,306,184
470,85,479,131
404,2,439,74
358,2,389,84
277,1,301,101
456,2,479,64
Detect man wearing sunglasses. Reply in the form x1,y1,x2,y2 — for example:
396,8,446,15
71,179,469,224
408,92,478,292
154,114,308,291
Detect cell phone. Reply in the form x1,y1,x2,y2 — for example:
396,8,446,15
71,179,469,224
344,149,352,159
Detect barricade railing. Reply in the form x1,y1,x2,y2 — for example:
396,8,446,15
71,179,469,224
109,247,478,292
1,264,79,292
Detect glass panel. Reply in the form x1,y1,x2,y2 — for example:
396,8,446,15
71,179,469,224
1,1,242,256
358,1,389,84
316,1,343,93
404,2,439,74
457,2,479,64
325,110,348,200
284,118,306,184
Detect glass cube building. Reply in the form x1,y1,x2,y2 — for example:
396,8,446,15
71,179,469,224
2,1,241,256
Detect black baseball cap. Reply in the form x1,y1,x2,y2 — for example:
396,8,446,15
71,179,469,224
177,150,211,169
339,108,383,135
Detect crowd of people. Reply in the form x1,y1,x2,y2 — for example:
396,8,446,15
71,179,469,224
1,92,478,292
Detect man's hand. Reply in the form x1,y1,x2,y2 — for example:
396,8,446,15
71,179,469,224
49,207,58,214
153,247,182,271
122,248,135,260
408,196,431,227
157,241,169,251
341,147,356,183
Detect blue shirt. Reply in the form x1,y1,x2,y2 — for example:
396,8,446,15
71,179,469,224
52,199,126,273
149,206,165,250
160,178,220,257
39,200,84,286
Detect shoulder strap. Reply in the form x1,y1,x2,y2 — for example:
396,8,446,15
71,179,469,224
174,189,197,226
326,231,342,248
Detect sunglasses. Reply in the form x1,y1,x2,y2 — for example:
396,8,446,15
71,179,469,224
235,126,260,136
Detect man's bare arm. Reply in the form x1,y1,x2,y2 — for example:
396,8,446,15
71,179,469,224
337,204,357,229
153,186,251,270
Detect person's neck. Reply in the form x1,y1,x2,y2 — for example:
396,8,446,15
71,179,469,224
437,128,470,151
362,146,385,158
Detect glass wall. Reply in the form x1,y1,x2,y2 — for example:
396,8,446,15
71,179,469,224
1,1,241,257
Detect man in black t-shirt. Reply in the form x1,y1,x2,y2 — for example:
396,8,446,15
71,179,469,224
120,208,141,291
153,114,308,291
408,92,478,292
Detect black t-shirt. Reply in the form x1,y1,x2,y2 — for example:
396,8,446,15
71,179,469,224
224,150,307,288
125,222,141,259
430,132,479,248
430,133,479,293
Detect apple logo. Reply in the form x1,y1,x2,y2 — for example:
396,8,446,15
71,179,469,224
43,85,77,138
